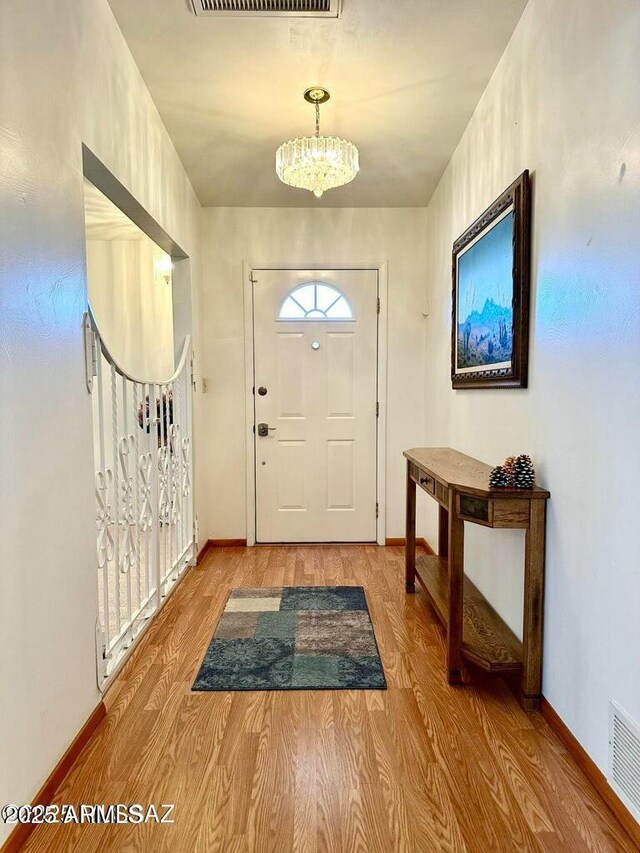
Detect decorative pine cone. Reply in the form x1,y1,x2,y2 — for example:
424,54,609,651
503,456,517,478
513,454,535,489
489,465,510,489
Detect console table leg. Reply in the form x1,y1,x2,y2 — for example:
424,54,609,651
522,500,546,709
438,504,449,559
405,462,416,592
447,491,465,684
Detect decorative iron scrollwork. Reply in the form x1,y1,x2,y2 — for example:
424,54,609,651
95,469,115,569
158,444,171,524
138,451,153,531
181,437,191,498
169,424,182,525
118,435,138,573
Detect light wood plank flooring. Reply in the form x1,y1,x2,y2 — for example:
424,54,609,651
24,545,634,852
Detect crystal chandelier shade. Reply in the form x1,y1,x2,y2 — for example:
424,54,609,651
276,88,359,198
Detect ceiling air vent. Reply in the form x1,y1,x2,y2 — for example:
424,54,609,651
190,0,341,17
609,700,640,822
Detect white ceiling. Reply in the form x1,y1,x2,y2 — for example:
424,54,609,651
107,0,527,207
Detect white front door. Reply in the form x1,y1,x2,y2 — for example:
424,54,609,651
253,269,378,543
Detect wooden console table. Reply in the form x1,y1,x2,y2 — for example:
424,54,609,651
404,447,550,710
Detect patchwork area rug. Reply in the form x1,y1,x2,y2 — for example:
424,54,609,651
192,586,386,691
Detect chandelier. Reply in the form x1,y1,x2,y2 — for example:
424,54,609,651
276,87,359,198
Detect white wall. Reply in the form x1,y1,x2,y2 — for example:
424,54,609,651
0,1,202,841
87,240,175,380
423,0,640,776
199,207,429,541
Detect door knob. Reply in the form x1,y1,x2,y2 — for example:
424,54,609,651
257,423,277,437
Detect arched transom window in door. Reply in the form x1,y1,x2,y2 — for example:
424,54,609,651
278,281,354,321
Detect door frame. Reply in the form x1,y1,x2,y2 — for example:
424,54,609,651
243,261,388,546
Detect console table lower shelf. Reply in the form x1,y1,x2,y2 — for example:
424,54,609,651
415,555,522,674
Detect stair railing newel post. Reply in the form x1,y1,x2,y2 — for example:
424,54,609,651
172,374,181,579
141,380,153,606
120,372,133,644
154,380,164,608
94,339,111,660
168,381,178,584
132,381,142,613
187,357,194,563
110,362,122,639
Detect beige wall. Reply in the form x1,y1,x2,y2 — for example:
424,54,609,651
199,207,430,541
87,239,175,380
423,0,640,774
0,0,201,839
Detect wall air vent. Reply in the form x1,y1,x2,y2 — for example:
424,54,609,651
190,0,341,17
609,700,640,822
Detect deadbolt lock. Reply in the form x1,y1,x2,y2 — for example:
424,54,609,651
257,423,276,437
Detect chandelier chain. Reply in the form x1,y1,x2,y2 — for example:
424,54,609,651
315,100,320,138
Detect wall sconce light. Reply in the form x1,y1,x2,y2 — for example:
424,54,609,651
154,255,172,285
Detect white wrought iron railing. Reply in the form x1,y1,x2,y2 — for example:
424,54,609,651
84,306,195,687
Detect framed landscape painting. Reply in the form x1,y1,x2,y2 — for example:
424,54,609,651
451,170,531,389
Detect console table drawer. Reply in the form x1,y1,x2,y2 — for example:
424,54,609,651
409,463,448,503
417,470,436,495
409,462,436,494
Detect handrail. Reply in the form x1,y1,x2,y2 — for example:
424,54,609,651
87,303,191,385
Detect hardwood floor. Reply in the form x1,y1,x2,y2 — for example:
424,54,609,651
23,545,634,852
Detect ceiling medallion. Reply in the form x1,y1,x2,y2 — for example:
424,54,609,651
276,87,359,198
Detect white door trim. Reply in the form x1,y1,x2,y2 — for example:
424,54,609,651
243,261,388,546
